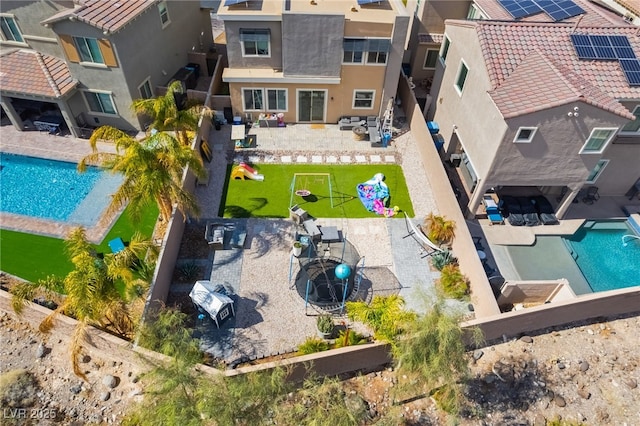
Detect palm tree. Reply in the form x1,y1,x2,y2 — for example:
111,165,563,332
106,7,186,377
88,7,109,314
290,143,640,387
11,228,155,379
79,126,206,222
132,80,212,146
424,212,456,245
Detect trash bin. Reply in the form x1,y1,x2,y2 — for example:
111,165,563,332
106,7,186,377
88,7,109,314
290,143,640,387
431,133,444,152
427,121,439,135
185,62,201,79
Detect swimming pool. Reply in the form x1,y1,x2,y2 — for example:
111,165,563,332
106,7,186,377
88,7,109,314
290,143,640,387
0,153,122,226
506,220,640,294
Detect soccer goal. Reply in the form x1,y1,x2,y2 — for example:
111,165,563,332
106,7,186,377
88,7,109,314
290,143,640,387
289,173,333,209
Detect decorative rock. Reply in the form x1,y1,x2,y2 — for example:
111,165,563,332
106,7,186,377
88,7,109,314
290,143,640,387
36,343,47,358
102,375,118,389
80,355,91,363
579,361,589,372
473,350,484,361
554,395,567,407
624,378,638,389
533,413,546,426
520,335,533,344
100,391,111,402
70,384,82,394
558,362,566,370
577,387,591,399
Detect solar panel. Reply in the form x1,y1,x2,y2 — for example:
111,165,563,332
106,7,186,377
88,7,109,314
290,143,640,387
497,0,542,19
572,34,637,61
539,0,585,21
620,59,640,86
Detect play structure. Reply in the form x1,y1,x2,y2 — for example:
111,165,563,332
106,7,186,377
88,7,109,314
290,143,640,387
231,162,264,181
356,173,399,217
289,232,364,314
189,280,235,328
289,173,333,208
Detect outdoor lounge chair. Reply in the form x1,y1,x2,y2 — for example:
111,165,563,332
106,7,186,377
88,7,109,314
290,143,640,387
582,186,600,204
517,197,541,226
532,196,559,225
482,195,504,225
498,196,525,226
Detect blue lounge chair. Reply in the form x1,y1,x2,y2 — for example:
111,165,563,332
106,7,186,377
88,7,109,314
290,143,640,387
482,195,505,225
108,237,126,253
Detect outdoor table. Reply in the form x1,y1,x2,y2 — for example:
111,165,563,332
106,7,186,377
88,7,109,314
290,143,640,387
320,226,340,243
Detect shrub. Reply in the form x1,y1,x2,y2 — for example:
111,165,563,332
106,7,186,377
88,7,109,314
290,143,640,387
316,314,334,334
178,262,199,282
439,264,469,299
431,248,456,271
297,337,329,355
424,213,456,245
332,329,367,349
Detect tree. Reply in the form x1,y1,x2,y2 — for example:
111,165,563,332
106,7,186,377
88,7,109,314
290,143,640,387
11,228,155,379
132,80,211,146
79,127,206,222
394,298,483,416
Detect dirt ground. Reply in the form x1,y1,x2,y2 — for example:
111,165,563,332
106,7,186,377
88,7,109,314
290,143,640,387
1,299,638,425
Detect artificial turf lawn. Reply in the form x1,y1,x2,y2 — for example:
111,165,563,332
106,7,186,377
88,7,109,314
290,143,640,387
0,204,159,283
220,164,415,219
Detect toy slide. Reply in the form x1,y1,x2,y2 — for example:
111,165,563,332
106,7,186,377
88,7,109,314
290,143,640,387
231,162,264,181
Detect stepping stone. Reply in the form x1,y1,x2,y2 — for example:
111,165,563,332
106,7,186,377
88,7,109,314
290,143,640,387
355,155,367,163
296,156,308,163
263,155,276,162
248,155,260,163
340,155,352,163
281,156,292,163
326,156,337,163
311,155,323,163
369,155,381,163
384,155,396,163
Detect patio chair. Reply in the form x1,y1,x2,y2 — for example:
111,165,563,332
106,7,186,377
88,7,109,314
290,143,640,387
582,186,600,204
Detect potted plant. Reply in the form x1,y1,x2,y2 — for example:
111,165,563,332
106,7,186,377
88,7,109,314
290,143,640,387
293,241,303,257
316,314,334,339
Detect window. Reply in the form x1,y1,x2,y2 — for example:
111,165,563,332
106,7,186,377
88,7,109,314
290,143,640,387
84,91,117,115
353,90,375,109
455,61,468,94
73,36,104,64
158,1,170,27
266,89,287,111
240,29,270,57
243,88,264,110
0,15,23,43
586,159,609,183
620,105,640,134
366,39,390,64
139,79,153,99
423,49,438,69
440,36,450,64
580,128,617,154
514,127,537,143
467,4,486,19
343,38,365,64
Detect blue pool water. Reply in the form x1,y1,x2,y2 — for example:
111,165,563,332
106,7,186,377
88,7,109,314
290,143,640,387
564,220,640,292
0,153,121,226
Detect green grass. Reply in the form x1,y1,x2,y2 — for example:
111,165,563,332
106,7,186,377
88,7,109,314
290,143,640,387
220,164,415,219
0,204,159,283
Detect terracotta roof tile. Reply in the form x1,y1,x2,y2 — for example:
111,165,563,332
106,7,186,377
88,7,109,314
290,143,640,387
474,0,630,26
42,0,154,34
0,50,77,98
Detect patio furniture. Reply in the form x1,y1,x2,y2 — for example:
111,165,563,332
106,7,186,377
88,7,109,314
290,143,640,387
482,195,505,225
531,196,559,225
319,226,341,243
289,204,308,225
303,219,322,242
498,196,525,226
582,186,600,204
517,197,541,226
205,222,225,249
108,237,126,253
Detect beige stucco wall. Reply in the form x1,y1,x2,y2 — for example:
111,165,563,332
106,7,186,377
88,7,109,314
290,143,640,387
224,21,283,70
344,21,393,38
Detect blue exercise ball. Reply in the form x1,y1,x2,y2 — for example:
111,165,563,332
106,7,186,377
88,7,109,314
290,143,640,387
335,263,351,280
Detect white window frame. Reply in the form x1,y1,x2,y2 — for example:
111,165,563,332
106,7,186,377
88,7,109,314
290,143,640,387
343,38,365,65
579,128,618,154
82,90,118,116
513,127,537,143
440,35,450,65
158,1,170,28
0,14,25,44
73,36,104,65
352,90,376,109
366,38,390,65
240,29,270,58
586,159,609,184
138,78,153,99
454,60,469,95
266,88,287,112
467,4,486,19
242,88,265,111
423,49,439,70
620,105,640,135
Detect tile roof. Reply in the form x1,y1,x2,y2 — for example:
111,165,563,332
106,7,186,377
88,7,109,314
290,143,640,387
615,0,640,16
42,0,154,34
0,50,77,98
418,33,444,44
462,20,639,119
474,0,630,26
